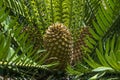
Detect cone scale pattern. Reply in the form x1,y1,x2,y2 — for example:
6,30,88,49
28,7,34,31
71,27,91,64
43,23,73,70
22,26,43,51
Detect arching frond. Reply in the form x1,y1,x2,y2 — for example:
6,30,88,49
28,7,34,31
84,0,120,55
0,1,57,79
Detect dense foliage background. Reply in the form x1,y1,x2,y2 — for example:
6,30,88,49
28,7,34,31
0,0,120,79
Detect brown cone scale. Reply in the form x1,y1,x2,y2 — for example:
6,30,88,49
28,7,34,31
71,27,91,65
43,23,73,70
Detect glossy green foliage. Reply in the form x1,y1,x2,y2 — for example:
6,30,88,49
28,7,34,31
0,0,120,79
0,0,57,79
67,0,120,79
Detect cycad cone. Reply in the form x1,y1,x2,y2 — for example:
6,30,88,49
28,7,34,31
71,27,91,64
22,26,42,50
43,23,73,70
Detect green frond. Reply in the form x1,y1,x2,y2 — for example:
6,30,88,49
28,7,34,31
84,0,101,25
0,0,120,79
66,0,120,79
0,1,57,79
84,0,120,55
85,35,120,73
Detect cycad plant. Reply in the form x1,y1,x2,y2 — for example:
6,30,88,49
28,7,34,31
0,0,120,79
